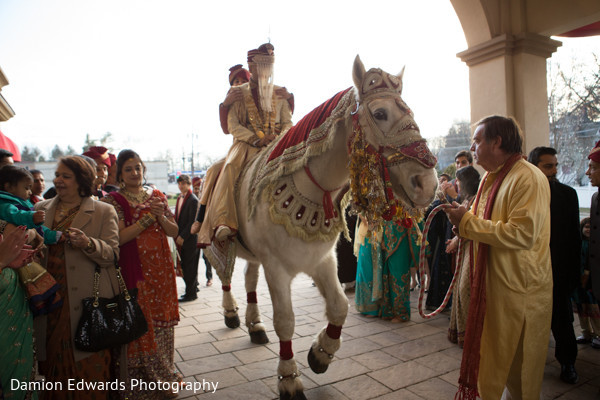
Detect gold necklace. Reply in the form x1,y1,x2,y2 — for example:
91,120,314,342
56,201,81,220
121,188,149,204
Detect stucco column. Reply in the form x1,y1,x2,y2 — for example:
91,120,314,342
457,33,561,153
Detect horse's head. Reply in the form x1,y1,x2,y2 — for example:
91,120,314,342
350,56,437,222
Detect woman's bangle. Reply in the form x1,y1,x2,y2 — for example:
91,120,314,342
137,214,156,230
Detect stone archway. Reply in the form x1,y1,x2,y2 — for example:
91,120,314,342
450,0,600,152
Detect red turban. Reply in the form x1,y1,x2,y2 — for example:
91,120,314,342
192,177,201,187
589,140,600,163
228,64,251,86
83,146,111,167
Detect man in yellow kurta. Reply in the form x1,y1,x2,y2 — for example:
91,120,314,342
199,43,292,245
446,115,552,400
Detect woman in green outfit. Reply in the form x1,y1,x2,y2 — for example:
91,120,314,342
0,221,38,400
355,218,424,322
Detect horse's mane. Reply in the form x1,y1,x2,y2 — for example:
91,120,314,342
244,87,356,220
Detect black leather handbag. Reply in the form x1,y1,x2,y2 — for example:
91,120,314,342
74,258,148,352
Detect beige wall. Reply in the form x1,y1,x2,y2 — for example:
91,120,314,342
450,0,600,152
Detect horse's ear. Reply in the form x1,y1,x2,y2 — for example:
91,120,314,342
353,55,366,89
397,66,405,82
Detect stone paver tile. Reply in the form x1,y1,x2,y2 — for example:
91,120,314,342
193,367,248,391
304,385,350,399
576,359,600,380
209,326,249,341
343,314,369,328
577,345,600,366
367,331,407,347
177,342,220,361
421,312,451,326
333,374,391,400
438,369,459,388
294,297,327,308
192,311,224,324
177,353,242,377
299,304,326,314
302,358,370,386
351,350,402,371
373,388,424,399
335,337,382,359
212,336,262,353
235,357,280,381
175,325,199,337
175,332,216,348
382,332,453,361
175,317,198,327
439,345,463,361
180,306,220,317
413,352,461,374
295,322,326,337
407,377,458,400
194,319,232,333
233,345,278,364
555,383,600,400
541,363,583,400
195,380,275,399
368,360,438,390
343,321,392,338
175,376,198,399
294,313,320,326
392,323,443,342
262,372,319,395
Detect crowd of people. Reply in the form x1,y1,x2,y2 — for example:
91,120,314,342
347,115,598,399
0,41,296,400
0,42,597,400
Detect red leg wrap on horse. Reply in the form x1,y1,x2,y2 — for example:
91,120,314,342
247,291,257,303
222,285,231,292
279,340,294,360
326,323,342,339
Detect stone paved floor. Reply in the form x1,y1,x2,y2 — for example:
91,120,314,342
173,261,600,399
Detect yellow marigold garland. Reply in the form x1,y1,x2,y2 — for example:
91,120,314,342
348,118,424,231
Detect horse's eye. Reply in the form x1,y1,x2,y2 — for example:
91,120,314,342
373,109,387,121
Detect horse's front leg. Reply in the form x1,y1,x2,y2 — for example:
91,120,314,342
309,255,348,374
244,261,269,344
263,265,306,400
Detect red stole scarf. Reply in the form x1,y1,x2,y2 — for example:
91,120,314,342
456,153,522,400
175,190,191,222
108,192,145,290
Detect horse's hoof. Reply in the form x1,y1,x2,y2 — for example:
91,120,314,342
249,330,269,344
224,315,240,329
307,346,329,374
280,390,307,400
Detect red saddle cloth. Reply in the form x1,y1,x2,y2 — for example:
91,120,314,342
267,88,352,163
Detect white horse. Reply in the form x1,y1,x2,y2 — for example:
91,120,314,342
206,56,438,400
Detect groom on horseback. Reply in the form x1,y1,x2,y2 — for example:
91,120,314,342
198,43,293,245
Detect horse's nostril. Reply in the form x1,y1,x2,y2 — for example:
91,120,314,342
411,175,423,190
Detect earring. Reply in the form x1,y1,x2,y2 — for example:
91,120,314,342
120,181,126,190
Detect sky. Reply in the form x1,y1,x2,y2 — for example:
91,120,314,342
0,0,597,170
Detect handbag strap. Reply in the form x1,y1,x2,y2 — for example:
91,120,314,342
91,252,132,307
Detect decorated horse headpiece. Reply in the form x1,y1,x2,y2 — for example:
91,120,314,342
353,56,435,169
349,56,436,227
